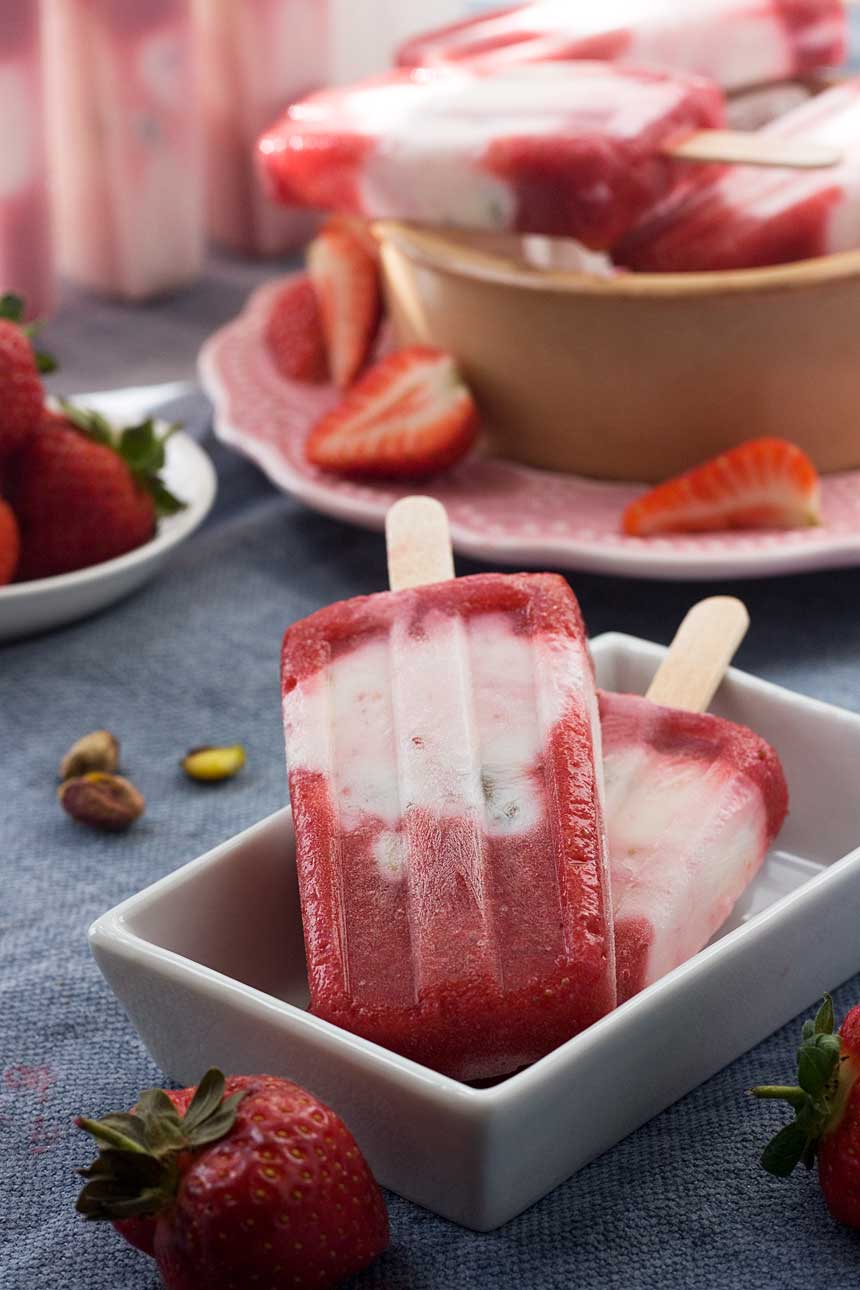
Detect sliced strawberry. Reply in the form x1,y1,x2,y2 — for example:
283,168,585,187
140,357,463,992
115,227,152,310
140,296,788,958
307,223,381,388
306,346,478,479
264,276,328,384
320,214,380,262
623,437,821,537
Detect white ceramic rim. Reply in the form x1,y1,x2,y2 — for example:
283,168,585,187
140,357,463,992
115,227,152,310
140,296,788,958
88,634,860,1109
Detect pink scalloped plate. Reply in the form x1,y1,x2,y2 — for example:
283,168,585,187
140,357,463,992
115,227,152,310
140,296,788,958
199,275,860,581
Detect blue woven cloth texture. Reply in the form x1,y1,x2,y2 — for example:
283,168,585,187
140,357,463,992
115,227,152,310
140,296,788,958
3,406,860,1288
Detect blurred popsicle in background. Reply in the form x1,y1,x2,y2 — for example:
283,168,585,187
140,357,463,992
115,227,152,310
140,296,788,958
329,0,495,83
43,0,204,301
0,1,55,320
397,0,848,90
619,79,860,271
2,0,855,314
195,0,329,256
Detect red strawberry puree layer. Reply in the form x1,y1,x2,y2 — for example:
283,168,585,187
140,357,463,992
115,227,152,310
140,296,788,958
282,573,615,1081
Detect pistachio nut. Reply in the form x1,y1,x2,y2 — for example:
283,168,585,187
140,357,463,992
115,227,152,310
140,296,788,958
181,745,246,783
59,730,119,781
59,773,144,831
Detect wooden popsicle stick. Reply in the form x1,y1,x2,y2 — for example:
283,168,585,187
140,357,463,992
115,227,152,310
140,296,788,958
667,129,841,169
645,597,750,715
386,496,455,592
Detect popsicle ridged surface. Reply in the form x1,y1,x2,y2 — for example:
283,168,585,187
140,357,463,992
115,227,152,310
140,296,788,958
281,573,615,1081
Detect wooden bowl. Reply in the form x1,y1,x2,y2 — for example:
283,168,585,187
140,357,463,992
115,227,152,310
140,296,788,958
376,222,860,483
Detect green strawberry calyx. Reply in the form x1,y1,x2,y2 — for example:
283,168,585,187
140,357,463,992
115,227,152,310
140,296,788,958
751,995,850,1176
0,292,57,373
59,401,187,518
76,1069,246,1221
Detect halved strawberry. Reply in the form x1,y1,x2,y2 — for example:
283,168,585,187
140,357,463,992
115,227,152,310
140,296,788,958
306,346,478,479
307,222,381,388
264,276,328,384
623,437,821,537
320,215,380,262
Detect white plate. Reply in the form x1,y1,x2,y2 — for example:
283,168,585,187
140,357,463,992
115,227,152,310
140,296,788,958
200,275,860,582
0,429,216,643
88,633,860,1230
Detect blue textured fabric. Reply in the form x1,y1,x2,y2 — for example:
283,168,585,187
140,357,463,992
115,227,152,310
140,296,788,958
3,398,860,1290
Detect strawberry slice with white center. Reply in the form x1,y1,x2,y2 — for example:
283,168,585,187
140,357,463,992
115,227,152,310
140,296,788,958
307,221,381,388
623,437,822,537
306,346,478,479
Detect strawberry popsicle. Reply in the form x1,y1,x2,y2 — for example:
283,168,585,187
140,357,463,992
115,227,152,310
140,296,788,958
619,79,860,271
281,572,616,1080
44,0,203,299
397,0,846,92
0,3,55,319
601,691,789,1003
259,62,724,248
328,0,482,85
195,0,328,256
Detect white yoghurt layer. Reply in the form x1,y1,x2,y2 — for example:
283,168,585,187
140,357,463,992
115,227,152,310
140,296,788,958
604,735,766,986
283,609,596,879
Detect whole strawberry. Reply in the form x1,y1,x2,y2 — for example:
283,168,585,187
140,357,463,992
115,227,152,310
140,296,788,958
76,1068,389,1290
752,995,860,1226
0,293,55,462
8,405,183,581
0,497,21,584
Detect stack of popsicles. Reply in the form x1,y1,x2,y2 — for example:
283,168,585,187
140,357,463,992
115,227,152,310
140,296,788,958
258,0,859,272
281,501,789,1080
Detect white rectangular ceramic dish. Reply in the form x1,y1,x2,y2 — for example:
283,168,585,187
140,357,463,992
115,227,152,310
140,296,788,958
89,633,860,1231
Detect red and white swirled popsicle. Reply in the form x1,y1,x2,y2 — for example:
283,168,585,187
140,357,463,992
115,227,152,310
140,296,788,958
281,504,615,1081
259,61,724,249
43,0,203,300
602,692,789,1003
0,4,54,319
397,0,846,92
619,79,860,271
196,0,329,256
600,597,788,1004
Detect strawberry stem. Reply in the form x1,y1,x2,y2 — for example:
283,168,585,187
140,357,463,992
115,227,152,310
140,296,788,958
57,403,187,519
750,1085,807,1108
75,1116,149,1155
75,1069,247,1223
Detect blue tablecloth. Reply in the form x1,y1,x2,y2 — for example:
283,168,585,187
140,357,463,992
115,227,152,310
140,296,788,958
4,306,860,1288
